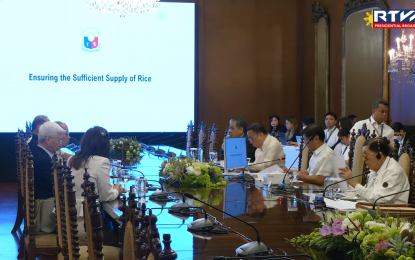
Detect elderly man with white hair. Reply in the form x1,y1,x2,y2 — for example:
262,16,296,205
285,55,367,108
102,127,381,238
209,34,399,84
32,121,65,200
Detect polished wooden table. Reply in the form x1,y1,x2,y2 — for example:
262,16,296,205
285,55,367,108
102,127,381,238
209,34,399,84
103,148,322,259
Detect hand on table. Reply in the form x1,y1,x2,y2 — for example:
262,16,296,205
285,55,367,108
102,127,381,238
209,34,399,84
339,166,358,188
288,141,297,146
113,184,127,194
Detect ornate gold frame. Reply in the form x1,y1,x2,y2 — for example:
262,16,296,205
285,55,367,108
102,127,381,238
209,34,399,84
341,0,390,117
312,1,329,124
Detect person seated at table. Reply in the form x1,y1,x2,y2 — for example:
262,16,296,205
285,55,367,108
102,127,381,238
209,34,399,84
69,126,126,209
285,116,301,146
301,116,315,130
294,124,335,186
324,112,339,148
33,122,65,200
220,118,256,161
32,122,65,234
338,117,353,132
28,115,50,151
247,122,286,172
334,129,350,164
55,121,72,161
269,115,287,135
339,137,409,204
391,122,415,155
348,114,357,125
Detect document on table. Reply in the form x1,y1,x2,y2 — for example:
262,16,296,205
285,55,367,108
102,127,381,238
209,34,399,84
325,198,357,210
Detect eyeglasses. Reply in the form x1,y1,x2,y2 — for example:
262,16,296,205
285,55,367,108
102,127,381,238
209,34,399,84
248,135,258,142
363,153,376,159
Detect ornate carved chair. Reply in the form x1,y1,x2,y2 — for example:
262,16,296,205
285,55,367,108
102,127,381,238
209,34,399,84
298,137,310,171
22,147,59,260
11,130,25,233
185,121,195,158
79,169,120,260
348,123,376,185
204,124,218,162
197,122,206,161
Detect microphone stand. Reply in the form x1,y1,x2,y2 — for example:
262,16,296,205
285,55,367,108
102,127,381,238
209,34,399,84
240,158,286,183
372,189,410,211
184,192,269,257
314,171,370,209
275,139,313,194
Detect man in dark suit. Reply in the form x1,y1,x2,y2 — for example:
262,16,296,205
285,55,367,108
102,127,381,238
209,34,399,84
32,121,64,200
28,115,49,151
391,122,415,155
220,118,256,162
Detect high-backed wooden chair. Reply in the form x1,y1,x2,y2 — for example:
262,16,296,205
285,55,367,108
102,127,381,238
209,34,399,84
298,137,310,171
185,121,195,158
397,143,415,207
347,124,376,185
80,170,120,260
11,130,25,233
22,148,58,260
204,124,218,162
197,122,206,161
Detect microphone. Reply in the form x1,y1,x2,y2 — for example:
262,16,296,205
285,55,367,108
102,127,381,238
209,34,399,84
313,171,371,208
372,189,410,211
184,192,269,257
275,136,314,194
240,159,286,182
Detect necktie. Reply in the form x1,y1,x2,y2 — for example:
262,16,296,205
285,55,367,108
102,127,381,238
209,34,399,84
381,124,383,137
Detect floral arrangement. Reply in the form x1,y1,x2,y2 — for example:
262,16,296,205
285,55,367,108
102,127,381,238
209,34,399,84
159,158,227,188
110,137,143,165
287,210,415,260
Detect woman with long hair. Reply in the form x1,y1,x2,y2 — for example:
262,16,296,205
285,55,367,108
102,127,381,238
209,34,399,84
285,116,301,145
69,126,125,210
268,115,287,135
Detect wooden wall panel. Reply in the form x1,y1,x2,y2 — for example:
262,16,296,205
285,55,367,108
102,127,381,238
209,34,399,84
199,0,302,134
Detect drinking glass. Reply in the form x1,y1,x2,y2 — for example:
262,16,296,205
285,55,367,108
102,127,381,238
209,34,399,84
209,152,217,164
190,148,198,161
120,169,130,189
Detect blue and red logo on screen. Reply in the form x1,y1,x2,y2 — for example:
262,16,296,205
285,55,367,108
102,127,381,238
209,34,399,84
82,28,101,52
366,10,415,28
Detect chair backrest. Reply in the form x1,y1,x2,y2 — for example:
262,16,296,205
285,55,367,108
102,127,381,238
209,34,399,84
64,164,81,259
298,137,309,171
352,135,366,184
123,221,135,260
206,124,218,162
24,148,36,249
185,121,194,157
51,155,64,250
399,153,411,177
82,169,104,260
198,122,206,161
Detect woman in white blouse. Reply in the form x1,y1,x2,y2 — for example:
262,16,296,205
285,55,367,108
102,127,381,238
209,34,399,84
68,126,125,213
339,137,409,204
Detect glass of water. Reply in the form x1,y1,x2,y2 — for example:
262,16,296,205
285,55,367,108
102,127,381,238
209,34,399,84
209,152,217,164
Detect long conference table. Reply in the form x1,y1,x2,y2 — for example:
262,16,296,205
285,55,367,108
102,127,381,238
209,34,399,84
102,145,322,259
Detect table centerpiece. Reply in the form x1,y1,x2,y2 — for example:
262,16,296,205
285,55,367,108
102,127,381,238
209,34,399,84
110,137,144,166
287,209,415,260
159,158,226,188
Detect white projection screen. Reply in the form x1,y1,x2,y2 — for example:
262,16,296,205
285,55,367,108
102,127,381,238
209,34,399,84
0,0,195,132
